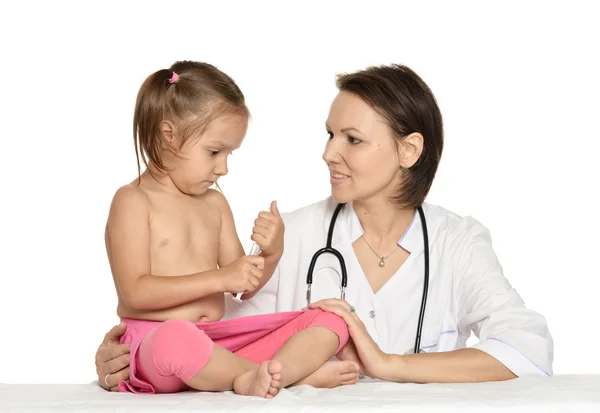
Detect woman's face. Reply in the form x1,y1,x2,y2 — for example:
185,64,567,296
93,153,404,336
323,91,405,204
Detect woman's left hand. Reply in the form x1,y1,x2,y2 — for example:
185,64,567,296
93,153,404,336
307,298,391,378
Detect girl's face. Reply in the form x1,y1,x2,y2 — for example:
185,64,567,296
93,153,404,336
162,114,248,196
322,91,406,204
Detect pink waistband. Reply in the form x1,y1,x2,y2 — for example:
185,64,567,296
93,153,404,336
119,311,304,353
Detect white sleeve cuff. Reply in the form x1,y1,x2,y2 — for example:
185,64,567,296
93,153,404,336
472,338,550,377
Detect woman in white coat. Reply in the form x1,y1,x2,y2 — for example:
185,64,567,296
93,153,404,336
96,64,553,389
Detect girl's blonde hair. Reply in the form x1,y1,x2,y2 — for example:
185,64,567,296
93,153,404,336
133,60,249,181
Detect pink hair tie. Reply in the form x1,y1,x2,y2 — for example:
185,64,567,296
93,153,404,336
168,71,179,84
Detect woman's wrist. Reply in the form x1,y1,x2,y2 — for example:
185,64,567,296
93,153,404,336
375,352,409,381
374,349,517,383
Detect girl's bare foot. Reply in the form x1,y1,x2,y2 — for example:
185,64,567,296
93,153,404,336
233,360,283,398
294,360,360,388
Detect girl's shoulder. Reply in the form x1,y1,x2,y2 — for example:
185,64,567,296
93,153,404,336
110,183,151,212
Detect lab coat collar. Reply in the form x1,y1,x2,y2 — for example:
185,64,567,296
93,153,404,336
342,201,423,254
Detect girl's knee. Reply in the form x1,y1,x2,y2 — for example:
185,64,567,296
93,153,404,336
144,320,214,379
308,310,350,349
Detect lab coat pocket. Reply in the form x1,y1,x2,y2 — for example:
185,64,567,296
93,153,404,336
417,326,459,353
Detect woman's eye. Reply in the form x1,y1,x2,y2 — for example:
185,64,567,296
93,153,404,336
348,136,361,145
327,131,333,140
209,150,220,156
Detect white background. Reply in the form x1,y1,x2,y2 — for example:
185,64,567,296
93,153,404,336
0,0,598,384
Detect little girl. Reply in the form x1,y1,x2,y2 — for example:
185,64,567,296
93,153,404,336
105,61,349,398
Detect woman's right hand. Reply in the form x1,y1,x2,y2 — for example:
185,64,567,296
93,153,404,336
221,255,264,294
95,322,131,391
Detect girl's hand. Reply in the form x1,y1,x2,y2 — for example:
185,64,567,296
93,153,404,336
221,255,264,294
251,201,284,258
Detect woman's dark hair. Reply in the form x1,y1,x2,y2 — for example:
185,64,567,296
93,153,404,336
336,64,443,208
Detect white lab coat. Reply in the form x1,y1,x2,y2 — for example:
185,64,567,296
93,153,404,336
226,197,553,377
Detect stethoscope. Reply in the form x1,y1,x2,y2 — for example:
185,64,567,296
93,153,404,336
305,203,430,354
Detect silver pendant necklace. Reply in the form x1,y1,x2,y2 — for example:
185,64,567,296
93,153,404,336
361,236,399,267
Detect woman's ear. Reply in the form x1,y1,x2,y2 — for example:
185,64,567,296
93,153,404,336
398,132,424,169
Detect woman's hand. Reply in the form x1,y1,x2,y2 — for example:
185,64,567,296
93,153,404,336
251,201,284,258
95,322,131,391
307,298,393,378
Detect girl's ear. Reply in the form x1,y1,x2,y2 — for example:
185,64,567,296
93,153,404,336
159,120,175,143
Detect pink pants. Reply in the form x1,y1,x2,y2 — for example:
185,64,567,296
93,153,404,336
118,310,349,394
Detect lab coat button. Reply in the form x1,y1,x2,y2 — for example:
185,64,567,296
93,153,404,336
369,310,376,318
